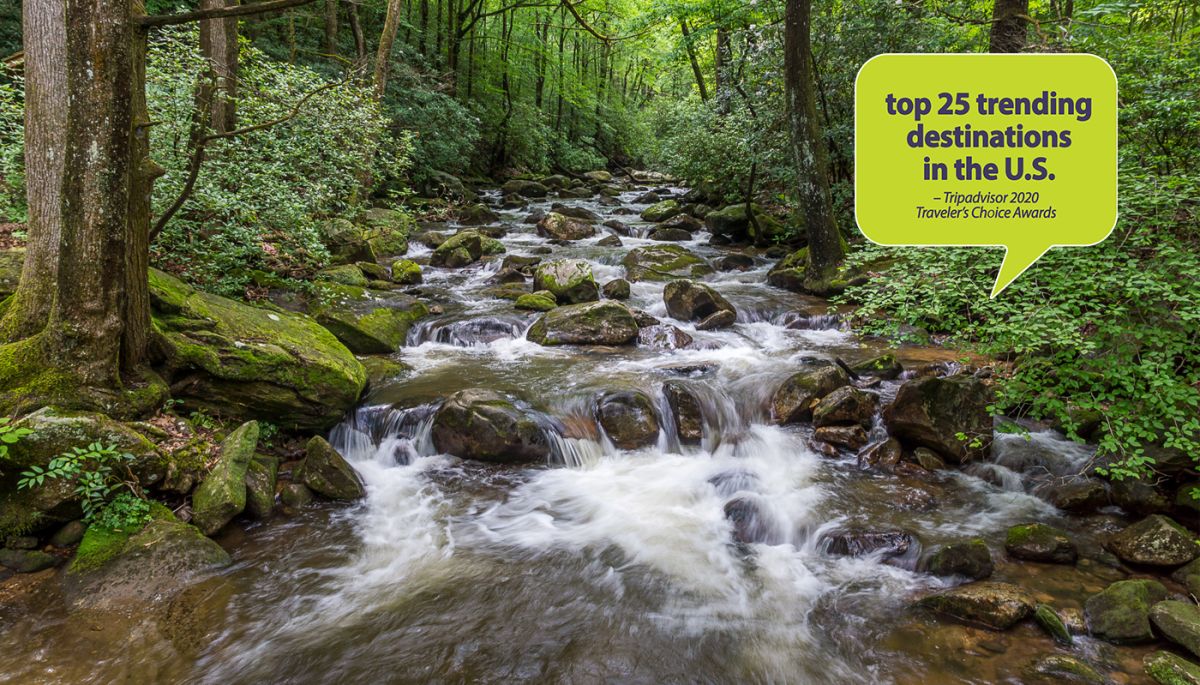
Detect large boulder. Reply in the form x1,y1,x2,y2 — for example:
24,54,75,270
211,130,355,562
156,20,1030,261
663,382,703,445
596,392,660,450
927,539,994,580
192,421,260,536
456,204,501,226
550,205,601,221
324,220,377,265
1112,477,1173,517
1150,601,1200,659
1004,523,1079,564
502,179,550,198
649,228,693,242
359,207,412,256
583,170,612,183
850,355,904,380
704,203,774,241
658,214,703,233
309,284,428,354
419,170,467,199
431,230,504,268
1084,579,1168,644
640,200,681,223
539,174,571,189
1051,481,1109,514
298,437,365,500
316,263,369,288
526,301,639,346
812,386,879,428
882,375,994,463
151,270,367,432
536,213,596,241
1107,514,1199,566
1144,652,1200,685
771,366,851,424
533,259,599,305
431,389,549,464
621,245,714,282
663,280,737,329
916,581,1036,630
60,503,231,611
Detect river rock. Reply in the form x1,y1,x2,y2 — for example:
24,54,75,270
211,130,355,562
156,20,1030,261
913,447,947,471
551,205,601,221
502,179,549,198
1034,605,1073,645
533,259,599,305
280,483,314,508
522,209,546,225
391,259,422,285
696,309,736,331
316,263,370,288
457,203,501,226
1107,514,1199,566
1021,654,1104,684
882,375,995,463
244,455,278,519
724,497,773,545
917,581,1036,630
603,219,632,236
50,520,88,548
771,366,851,424
539,174,570,189
622,305,661,328
821,530,913,559
490,267,527,285
649,228,693,242
192,421,260,536
602,279,631,300
324,220,377,265
632,191,659,204
527,301,639,346
431,389,549,464
663,382,703,445
812,386,878,428
704,203,770,241
536,213,596,241
431,230,504,267
61,503,231,611
1052,481,1110,514
559,186,594,199
1144,651,1200,685
1150,600,1200,658
310,284,428,354
659,214,702,233
1005,523,1079,564
638,325,693,350
501,193,527,209
850,355,904,380
1173,559,1200,584
597,234,623,248
621,244,715,282
1112,476,1173,517
716,254,755,272
597,392,660,450
928,539,994,580
1086,579,1169,644
515,294,557,312
814,425,869,449
663,280,737,328
858,437,902,470
641,200,681,223
299,437,365,500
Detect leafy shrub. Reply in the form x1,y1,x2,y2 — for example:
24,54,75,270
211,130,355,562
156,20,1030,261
0,72,24,223
92,491,152,531
18,442,138,520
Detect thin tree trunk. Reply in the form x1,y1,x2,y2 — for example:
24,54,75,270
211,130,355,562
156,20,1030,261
715,27,728,93
679,18,708,101
374,0,405,99
783,0,842,287
324,0,339,57
199,0,239,133
988,0,1029,53
348,0,366,64
420,0,428,56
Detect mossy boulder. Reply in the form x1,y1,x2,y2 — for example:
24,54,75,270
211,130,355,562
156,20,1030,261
315,264,370,288
621,244,714,282
1112,476,1173,517
526,301,639,346
663,382,703,445
430,389,549,464
771,366,850,425
359,356,410,383
457,204,501,226
1107,514,1199,566
515,294,558,312
533,259,599,305
539,174,571,189
391,259,423,285
1021,654,1104,684
192,421,260,536
536,213,596,241
704,203,767,240
502,179,550,198
1084,579,1169,644
1005,523,1079,564
61,503,231,611
244,454,279,519
1052,481,1110,514
850,355,903,380
151,269,366,432
431,230,503,268
324,220,377,265
916,580,1036,630
663,279,737,329
812,386,879,428
1144,651,1200,685
583,170,612,183
596,392,661,450
766,243,864,295
1150,601,1200,659
280,483,314,508
927,539,994,580
359,208,411,256
1034,605,1073,645
298,437,365,500
309,283,428,354
602,279,631,300
882,375,995,463
640,200,681,223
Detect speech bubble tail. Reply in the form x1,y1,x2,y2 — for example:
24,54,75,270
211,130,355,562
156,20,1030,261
991,244,1052,298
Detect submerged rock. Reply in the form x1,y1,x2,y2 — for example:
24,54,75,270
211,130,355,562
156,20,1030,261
1034,605,1073,645
526,301,639,346
638,325,692,350
1084,578,1168,644
663,382,704,445
431,389,549,464
771,366,851,424
1107,514,1199,566
928,539,994,580
663,280,737,328
821,530,913,559
812,386,878,428
724,497,774,545
533,259,599,305
1021,654,1104,684
192,421,260,536
621,244,714,282
917,581,1036,630
299,437,365,500
1149,601,1200,659
1005,523,1079,564
882,375,995,463
597,392,660,450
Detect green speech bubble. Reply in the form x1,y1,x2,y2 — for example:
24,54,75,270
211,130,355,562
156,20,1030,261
855,54,1117,297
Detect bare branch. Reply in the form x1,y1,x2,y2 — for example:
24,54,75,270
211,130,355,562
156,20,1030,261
139,0,318,28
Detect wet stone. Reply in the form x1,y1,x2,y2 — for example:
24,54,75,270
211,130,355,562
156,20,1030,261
917,581,1037,631
5,536,37,550
663,382,704,445
1034,605,1073,645
1111,476,1172,517
821,530,913,559
771,366,851,425
1144,651,1200,685
1052,481,1110,514
928,539,994,580
811,386,878,429
716,254,755,272
1005,523,1079,564
809,440,840,458
724,497,774,545
280,483,314,508
858,438,902,470
913,447,947,471
50,520,88,548
1021,654,1105,684
814,425,869,450
596,392,660,450
602,279,631,300
1107,514,1199,566
1149,600,1200,659
1084,578,1168,644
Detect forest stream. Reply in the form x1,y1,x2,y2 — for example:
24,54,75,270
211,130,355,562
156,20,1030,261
0,183,1170,684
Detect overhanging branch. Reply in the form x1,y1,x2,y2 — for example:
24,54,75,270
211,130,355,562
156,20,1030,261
139,0,318,28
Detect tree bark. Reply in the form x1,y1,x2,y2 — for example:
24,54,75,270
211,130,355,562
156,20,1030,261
373,0,405,100
679,18,708,102
783,0,842,287
199,0,239,134
324,0,339,57
988,0,1029,53
348,0,366,64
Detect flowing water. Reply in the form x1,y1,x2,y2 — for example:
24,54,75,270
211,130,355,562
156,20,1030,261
0,186,1158,684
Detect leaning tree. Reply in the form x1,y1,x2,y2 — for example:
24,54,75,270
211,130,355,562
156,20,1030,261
0,0,316,417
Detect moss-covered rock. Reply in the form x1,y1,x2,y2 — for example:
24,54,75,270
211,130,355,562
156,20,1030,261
596,392,660,450
1107,514,1199,566
324,220,377,265
515,294,558,312
431,230,501,268
850,355,903,380
771,366,850,425
1144,651,1200,685
1052,481,1110,514
280,483,314,508
359,356,410,383
1021,654,1104,684
621,244,714,282
431,389,549,464
309,283,428,354
812,386,879,428
704,203,766,240
244,454,278,519
663,280,737,329
61,502,231,611
502,180,550,198
916,580,1036,630
457,203,501,226
360,208,411,257
299,437,365,500
640,199,681,223
1005,523,1079,564
152,269,366,432
1084,579,1169,644
602,279,631,300
192,421,259,536
536,213,596,241
882,375,995,463
1150,601,1200,659
533,259,599,305
526,301,639,346
391,259,423,285
315,264,370,288
1034,605,1073,645
927,539,994,580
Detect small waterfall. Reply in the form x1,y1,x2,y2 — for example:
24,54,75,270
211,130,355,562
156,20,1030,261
407,316,524,347
773,310,845,331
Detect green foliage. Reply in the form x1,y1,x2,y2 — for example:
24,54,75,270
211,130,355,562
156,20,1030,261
0,416,34,463
0,71,25,223
91,491,152,531
17,442,138,521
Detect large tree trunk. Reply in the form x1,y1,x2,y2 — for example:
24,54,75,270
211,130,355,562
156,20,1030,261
783,0,843,289
988,0,1029,53
199,0,239,134
324,0,339,57
679,18,708,102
